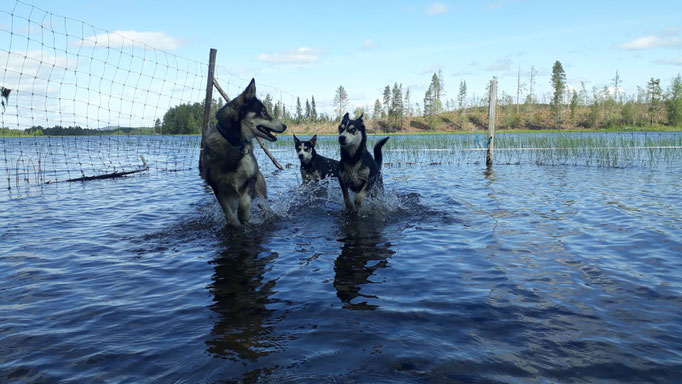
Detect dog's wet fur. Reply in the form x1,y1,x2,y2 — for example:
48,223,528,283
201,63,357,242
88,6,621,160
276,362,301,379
200,78,286,225
337,112,389,212
293,134,339,183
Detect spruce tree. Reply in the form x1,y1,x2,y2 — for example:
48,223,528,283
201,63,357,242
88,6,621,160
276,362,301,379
667,74,682,126
646,78,662,125
382,86,391,117
373,99,383,120
404,87,412,117
295,97,303,123
550,60,567,120
333,86,349,119
457,80,467,111
311,96,318,122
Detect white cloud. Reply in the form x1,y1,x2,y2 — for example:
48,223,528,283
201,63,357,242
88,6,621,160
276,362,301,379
654,56,682,66
0,50,77,90
485,57,512,72
426,2,450,15
616,34,682,50
363,39,378,50
486,2,503,10
258,46,323,64
420,65,444,75
81,30,183,50
451,70,473,77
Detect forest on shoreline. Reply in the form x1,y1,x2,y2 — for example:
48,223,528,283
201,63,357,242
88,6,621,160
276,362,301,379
3,62,682,137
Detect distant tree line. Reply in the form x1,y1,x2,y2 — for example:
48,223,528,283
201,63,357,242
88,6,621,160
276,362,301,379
14,125,156,136
5,64,681,137
160,99,223,135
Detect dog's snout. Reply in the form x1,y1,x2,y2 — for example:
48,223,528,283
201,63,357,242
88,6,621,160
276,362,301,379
298,153,304,160
339,135,346,145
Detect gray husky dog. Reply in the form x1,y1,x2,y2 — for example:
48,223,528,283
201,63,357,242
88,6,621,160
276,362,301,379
337,112,389,212
200,78,287,225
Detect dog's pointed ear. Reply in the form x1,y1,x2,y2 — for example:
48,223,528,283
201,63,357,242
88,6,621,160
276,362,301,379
243,78,257,100
356,113,364,121
342,112,349,121
293,134,300,145
311,135,317,147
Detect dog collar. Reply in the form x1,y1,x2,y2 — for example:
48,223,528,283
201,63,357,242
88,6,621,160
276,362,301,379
216,121,249,153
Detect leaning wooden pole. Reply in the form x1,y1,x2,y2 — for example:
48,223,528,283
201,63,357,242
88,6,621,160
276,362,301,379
199,48,217,178
486,77,497,167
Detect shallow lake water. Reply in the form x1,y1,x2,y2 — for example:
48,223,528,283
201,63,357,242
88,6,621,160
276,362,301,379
1,134,681,383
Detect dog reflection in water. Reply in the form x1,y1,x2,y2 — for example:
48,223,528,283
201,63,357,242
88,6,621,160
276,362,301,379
334,225,394,310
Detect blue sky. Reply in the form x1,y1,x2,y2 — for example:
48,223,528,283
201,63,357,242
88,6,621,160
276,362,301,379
4,0,682,120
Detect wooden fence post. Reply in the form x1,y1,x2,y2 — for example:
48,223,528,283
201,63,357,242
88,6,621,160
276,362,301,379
199,48,217,178
486,77,497,167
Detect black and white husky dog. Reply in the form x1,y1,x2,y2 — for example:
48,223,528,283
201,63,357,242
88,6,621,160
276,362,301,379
200,78,287,226
337,112,389,212
293,134,339,183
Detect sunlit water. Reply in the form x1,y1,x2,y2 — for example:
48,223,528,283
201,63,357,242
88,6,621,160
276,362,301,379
1,134,681,383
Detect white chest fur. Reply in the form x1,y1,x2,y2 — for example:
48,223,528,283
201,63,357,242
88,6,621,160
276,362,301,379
341,161,369,189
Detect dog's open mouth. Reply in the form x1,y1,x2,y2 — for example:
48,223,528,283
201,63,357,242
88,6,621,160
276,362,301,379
257,123,287,142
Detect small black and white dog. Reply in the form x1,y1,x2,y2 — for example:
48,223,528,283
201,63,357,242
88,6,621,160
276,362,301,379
293,134,339,183
337,113,389,212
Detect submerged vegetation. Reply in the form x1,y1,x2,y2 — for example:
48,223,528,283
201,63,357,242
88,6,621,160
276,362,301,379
268,132,682,169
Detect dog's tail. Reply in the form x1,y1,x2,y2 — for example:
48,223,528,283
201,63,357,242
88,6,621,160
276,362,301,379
373,137,390,169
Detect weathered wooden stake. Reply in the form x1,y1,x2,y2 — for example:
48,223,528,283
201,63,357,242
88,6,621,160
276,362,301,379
199,48,217,177
486,77,497,167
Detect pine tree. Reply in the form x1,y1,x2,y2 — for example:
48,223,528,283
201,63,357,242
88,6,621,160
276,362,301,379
305,99,311,121
390,82,404,130
423,86,433,117
333,86,349,119
263,94,274,113
612,70,622,103
382,86,391,118
667,74,682,126
579,81,589,105
550,60,567,120
569,90,579,120
373,99,383,120
311,96,318,122
646,78,662,125
295,97,303,123
428,73,443,114
438,69,445,100
457,80,467,111
404,87,412,117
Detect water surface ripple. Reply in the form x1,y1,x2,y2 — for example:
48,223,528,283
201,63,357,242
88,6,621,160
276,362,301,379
1,135,681,383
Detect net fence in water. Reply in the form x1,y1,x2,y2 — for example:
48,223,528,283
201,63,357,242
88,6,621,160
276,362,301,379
2,136,200,189
0,0,316,198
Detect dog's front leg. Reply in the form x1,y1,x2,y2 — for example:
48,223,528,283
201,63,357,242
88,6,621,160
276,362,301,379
353,180,368,209
217,195,241,226
237,192,252,225
339,178,355,212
